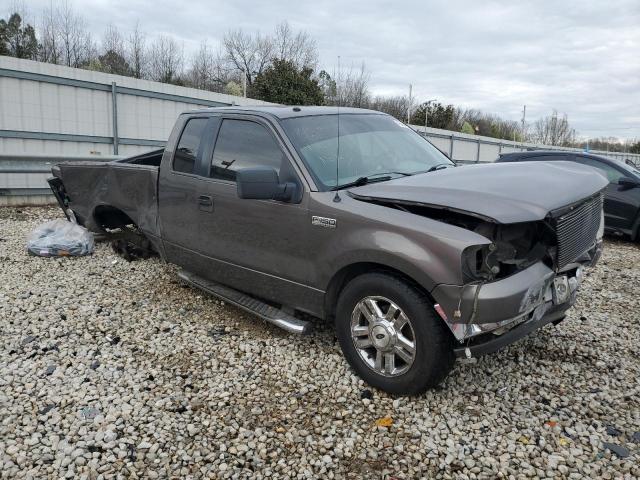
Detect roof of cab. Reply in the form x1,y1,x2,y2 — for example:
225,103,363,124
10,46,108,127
186,105,386,119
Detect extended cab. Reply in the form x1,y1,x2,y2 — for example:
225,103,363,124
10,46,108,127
49,107,607,394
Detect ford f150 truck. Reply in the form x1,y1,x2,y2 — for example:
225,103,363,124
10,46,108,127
49,106,607,394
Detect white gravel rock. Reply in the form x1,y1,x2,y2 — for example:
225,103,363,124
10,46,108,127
0,206,638,479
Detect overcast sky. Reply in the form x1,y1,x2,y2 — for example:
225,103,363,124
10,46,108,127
20,0,640,140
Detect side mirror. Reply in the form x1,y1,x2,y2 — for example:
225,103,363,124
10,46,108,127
236,167,296,201
618,176,640,190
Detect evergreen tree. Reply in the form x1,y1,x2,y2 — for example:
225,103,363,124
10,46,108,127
0,13,38,59
251,59,324,105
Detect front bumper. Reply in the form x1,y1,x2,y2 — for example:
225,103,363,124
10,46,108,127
431,240,601,357
451,301,570,358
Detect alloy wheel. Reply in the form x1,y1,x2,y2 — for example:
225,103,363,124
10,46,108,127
350,296,416,377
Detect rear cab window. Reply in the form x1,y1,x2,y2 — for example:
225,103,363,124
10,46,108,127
173,118,209,174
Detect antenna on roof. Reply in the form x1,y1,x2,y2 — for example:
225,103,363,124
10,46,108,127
333,55,342,203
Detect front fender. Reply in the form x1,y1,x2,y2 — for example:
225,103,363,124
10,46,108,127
322,231,456,293
307,192,495,301
311,198,493,292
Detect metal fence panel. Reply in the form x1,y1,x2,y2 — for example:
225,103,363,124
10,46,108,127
479,142,501,162
411,125,640,166
0,56,274,158
452,138,477,160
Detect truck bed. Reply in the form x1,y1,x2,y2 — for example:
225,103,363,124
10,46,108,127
119,149,164,167
50,149,164,239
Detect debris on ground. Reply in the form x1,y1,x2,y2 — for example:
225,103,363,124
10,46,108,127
26,218,94,257
375,416,393,428
602,442,630,458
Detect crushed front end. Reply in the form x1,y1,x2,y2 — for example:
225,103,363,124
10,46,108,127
431,192,605,358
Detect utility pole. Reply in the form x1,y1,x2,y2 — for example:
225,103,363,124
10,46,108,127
521,105,526,140
407,84,413,124
242,69,247,98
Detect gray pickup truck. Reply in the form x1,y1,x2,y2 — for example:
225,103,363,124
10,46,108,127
49,106,607,394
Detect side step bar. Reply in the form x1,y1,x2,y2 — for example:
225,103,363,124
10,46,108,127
177,270,312,335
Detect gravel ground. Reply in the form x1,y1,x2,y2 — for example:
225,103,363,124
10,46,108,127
1,206,639,479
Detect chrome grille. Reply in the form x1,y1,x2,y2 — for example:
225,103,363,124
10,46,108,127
554,193,603,269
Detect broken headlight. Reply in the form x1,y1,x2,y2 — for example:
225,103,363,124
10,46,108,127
462,243,499,282
462,221,554,282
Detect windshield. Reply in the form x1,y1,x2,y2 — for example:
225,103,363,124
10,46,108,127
618,159,640,178
281,113,453,190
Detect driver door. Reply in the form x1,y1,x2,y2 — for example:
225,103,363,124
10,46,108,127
195,115,321,313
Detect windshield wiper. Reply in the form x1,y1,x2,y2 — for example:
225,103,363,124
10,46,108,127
426,163,452,173
403,164,453,177
331,173,400,191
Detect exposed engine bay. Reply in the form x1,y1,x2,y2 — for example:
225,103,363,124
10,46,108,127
357,198,560,282
353,192,604,353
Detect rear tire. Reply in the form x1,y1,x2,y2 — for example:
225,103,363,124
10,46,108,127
335,272,454,395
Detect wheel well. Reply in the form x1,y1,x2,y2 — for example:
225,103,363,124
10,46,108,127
323,262,433,320
93,205,136,230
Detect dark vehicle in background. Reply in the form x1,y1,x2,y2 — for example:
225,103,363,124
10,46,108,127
49,107,607,394
497,151,640,240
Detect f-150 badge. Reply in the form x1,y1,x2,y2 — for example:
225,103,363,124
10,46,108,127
311,216,336,228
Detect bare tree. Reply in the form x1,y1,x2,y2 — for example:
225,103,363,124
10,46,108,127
94,24,133,75
370,95,410,120
532,110,576,146
446,107,523,141
272,21,317,69
38,3,61,64
580,136,630,153
102,24,125,58
56,0,95,67
148,35,183,83
127,22,146,79
328,62,370,108
38,1,94,67
185,40,232,91
6,0,29,18
223,29,273,87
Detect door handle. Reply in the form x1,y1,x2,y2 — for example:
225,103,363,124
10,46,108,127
197,195,214,212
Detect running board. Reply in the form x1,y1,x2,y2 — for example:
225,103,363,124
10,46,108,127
177,270,312,335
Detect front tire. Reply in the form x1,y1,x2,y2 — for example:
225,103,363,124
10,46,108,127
335,272,454,395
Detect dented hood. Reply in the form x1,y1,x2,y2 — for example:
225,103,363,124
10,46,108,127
348,161,608,223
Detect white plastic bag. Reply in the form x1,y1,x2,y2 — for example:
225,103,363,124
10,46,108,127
27,219,94,257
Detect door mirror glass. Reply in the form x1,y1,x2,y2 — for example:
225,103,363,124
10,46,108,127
618,176,640,190
236,167,297,201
